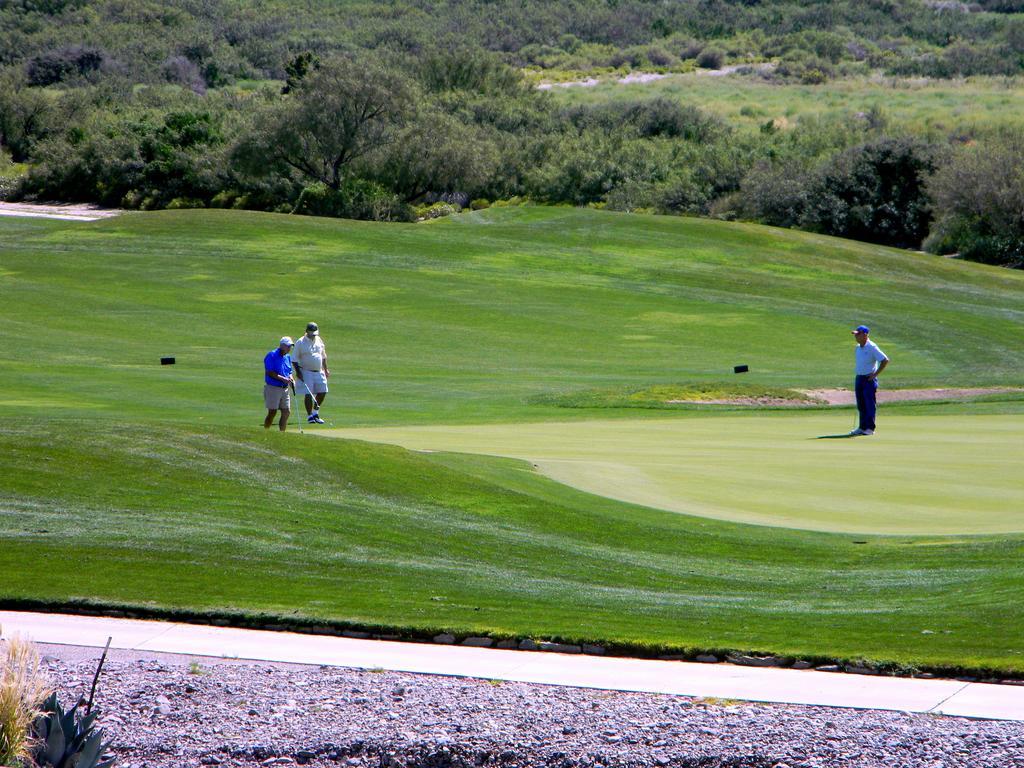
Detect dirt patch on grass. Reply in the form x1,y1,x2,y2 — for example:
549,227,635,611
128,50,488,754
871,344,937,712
667,394,818,406
0,201,122,221
800,387,1024,406
678,387,1024,407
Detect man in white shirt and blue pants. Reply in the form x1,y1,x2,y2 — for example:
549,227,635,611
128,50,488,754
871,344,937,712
851,325,889,436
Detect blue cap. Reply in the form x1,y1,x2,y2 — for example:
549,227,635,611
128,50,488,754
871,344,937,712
851,325,870,335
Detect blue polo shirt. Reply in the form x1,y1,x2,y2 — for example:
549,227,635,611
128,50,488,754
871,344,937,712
264,348,293,387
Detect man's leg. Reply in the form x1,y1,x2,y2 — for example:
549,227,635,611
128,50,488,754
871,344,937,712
279,408,290,431
865,379,878,432
854,378,868,431
264,409,277,429
304,393,314,416
316,392,326,408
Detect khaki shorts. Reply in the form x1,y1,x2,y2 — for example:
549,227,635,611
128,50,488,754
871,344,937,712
264,384,291,411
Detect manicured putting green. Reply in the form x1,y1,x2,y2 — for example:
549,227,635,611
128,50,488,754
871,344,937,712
329,412,1024,535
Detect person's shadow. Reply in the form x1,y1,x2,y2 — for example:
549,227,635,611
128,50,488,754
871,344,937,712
814,433,858,439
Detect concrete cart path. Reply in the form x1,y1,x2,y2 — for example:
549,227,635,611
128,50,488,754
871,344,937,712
3,611,1022,721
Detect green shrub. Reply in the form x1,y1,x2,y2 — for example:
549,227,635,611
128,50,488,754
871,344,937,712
210,189,239,208
120,190,144,209
927,132,1024,268
470,198,490,210
491,196,526,207
166,197,205,209
31,693,116,768
415,201,460,220
293,179,413,222
695,48,724,69
801,136,938,248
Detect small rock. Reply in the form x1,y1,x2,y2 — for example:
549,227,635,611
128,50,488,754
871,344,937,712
845,665,881,676
791,660,813,670
461,637,493,648
730,655,781,667
658,654,687,661
538,642,582,654
342,630,371,639
562,725,577,735
816,665,842,673
433,634,456,645
519,639,539,651
495,639,518,650
582,644,606,656
200,756,222,765
695,654,719,663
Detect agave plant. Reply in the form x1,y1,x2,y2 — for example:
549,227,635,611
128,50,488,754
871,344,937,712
31,693,116,768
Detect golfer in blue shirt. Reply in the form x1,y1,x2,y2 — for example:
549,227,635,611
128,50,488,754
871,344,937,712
264,336,294,431
850,325,889,436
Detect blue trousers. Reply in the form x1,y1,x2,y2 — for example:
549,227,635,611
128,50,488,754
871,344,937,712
854,375,878,431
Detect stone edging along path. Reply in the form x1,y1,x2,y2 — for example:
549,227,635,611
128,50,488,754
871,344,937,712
4,611,1024,721
4,600,1020,685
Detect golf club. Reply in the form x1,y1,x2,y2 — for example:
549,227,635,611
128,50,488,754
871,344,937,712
297,373,326,423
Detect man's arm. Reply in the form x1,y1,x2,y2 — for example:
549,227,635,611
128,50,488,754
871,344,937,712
292,340,304,379
872,358,889,379
267,369,292,385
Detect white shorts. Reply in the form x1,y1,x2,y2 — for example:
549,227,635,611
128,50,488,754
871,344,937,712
298,370,328,395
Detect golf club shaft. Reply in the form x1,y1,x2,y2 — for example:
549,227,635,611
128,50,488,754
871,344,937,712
297,369,320,411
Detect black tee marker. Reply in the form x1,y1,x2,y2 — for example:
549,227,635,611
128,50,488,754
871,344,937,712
734,364,749,373
160,357,176,365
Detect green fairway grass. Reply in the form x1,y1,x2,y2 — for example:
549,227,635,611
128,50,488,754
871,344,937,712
2,207,1023,671
328,413,1024,535
3,417,1024,673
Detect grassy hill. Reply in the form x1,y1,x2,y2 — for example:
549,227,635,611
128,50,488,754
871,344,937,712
2,206,1023,673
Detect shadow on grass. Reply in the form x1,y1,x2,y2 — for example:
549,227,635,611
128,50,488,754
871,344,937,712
814,433,858,439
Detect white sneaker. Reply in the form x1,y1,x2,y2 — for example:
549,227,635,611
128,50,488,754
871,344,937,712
849,428,867,436
862,429,874,435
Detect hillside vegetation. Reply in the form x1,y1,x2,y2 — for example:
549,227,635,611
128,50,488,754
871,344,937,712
3,1,1024,265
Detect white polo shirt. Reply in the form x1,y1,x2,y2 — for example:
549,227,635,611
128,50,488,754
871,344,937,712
293,334,326,372
855,339,888,376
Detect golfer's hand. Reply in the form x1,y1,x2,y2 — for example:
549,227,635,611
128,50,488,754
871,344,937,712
324,368,330,378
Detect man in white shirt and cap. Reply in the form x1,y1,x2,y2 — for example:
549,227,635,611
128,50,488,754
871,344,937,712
850,324,889,436
293,322,330,424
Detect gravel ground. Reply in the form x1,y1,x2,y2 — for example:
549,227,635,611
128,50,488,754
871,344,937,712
36,648,1024,768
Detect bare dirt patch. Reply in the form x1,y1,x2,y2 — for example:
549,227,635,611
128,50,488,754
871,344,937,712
666,395,815,406
672,387,1024,407
0,201,122,221
801,387,1023,406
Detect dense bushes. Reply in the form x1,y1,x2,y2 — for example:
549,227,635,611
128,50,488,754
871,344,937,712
926,133,1024,267
293,180,413,221
4,0,1024,85
1,0,1024,264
